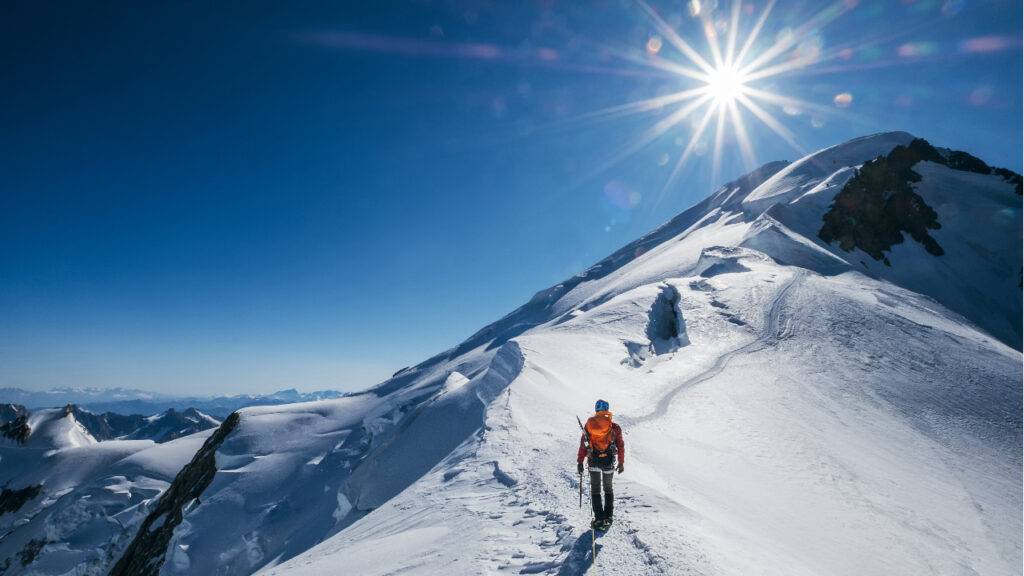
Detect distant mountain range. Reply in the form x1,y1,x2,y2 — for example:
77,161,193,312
0,404,221,444
0,387,347,419
1,133,1019,575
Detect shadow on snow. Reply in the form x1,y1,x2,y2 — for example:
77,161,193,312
555,530,604,576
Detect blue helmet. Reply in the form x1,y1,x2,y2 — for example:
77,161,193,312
594,399,609,412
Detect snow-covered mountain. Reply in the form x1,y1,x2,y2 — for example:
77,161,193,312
123,408,221,443
1,405,220,445
0,404,25,426
2,132,1020,575
0,388,347,418
0,406,216,575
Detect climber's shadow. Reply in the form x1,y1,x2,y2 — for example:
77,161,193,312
556,529,605,576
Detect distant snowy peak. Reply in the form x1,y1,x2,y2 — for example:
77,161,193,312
0,387,349,417
0,403,26,425
1,405,222,446
19,406,97,450
125,407,220,443
741,131,917,213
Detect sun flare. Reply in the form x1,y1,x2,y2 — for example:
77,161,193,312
705,66,747,105
572,0,865,202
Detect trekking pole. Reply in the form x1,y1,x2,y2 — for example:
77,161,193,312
577,416,598,568
576,415,590,510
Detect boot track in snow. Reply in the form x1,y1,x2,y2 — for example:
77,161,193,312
625,269,806,426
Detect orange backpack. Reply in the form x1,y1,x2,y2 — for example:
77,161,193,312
585,411,616,453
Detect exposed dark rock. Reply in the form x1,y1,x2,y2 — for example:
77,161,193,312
16,539,46,567
0,415,31,444
67,405,147,440
820,138,1023,264
944,149,991,174
0,484,42,516
819,138,945,262
27,405,218,443
0,404,25,426
109,412,240,576
125,408,219,443
992,167,1023,195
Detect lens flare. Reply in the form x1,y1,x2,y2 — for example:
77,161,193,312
593,0,860,194
705,65,748,104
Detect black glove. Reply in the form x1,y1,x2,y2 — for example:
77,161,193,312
616,463,624,474
577,462,584,475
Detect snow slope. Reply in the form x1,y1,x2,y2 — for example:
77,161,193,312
267,254,1019,575
0,413,215,575
260,132,1019,575
22,408,97,451
20,131,1018,576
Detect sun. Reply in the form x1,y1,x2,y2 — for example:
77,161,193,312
705,65,747,105
569,0,865,202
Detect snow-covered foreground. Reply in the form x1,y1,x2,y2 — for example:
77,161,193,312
2,132,1020,575
266,256,1019,575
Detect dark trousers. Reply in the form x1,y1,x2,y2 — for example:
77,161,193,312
589,468,614,521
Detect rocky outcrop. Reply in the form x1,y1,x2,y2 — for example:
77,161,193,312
125,408,219,443
819,138,1022,265
0,415,30,444
6,405,219,444
0,485,42,516
0,404,25,426
67,405,146,440
818,138,945,264
109,412,240,576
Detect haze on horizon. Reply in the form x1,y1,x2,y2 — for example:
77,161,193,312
2,0,1020,396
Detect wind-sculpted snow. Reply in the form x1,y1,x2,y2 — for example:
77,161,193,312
104,342,527,576
271,248,1019,575
111,412,241,576
265,132,1020,575
741,131,916,214
0,431,214,575
9,132,1022,575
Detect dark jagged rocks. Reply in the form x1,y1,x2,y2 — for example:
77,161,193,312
1,415,31,444
109,412,240,576
0,404,25,426
992,167,1023,195
819,138,1022,264
16,539,46,567
67,405,147,440
0,485,42,516
125,408,219,443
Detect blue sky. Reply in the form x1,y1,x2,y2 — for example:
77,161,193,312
2,0,1020,395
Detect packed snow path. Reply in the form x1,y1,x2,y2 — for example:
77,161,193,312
266,257,1019,575
63,132,1015,576
625,269,806,425
557,269,809,574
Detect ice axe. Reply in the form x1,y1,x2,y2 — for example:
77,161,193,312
575,415,590,508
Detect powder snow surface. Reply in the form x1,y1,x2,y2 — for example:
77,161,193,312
258,132,1020,575
3,132,1020,576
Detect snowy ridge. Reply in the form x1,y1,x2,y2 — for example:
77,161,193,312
22,407,97,451
4,132,1020,575
261,131,1020,575
0,430,214,575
